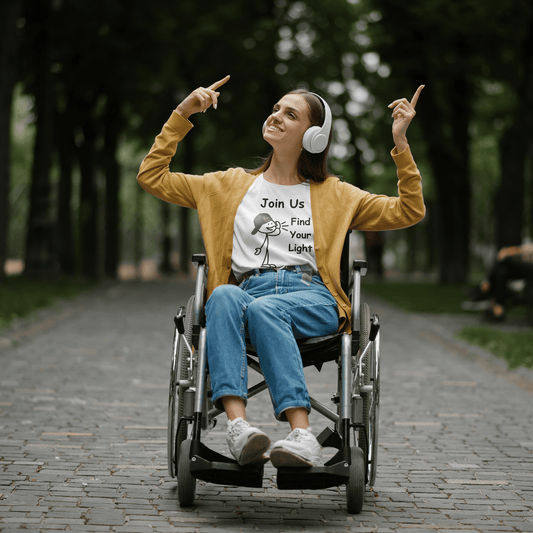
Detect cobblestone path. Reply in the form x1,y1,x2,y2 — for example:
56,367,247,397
0,278,532,532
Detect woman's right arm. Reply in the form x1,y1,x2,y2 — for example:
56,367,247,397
136,76,231,208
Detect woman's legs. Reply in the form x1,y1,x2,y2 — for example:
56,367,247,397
206,285,271,466
206,273,338,418
246,282,338,421
221,396,246,420
205,284,254,410
205,271,338,466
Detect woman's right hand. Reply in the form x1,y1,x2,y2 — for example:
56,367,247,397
176,75,230,119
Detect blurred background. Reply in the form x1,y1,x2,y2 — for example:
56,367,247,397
1,0,532,289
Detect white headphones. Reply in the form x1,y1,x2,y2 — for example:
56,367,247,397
263,92,332,154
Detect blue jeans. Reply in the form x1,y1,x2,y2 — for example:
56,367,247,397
205,267,339,421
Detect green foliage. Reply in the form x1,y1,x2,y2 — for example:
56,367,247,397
9,86,34,259
456,326,533,370
0,276,96,332
6,0,533,280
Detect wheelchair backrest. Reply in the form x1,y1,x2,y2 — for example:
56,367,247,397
340,231,352,294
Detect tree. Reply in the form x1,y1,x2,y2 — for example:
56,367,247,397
493,15,533,249
23,0,58,278
0,0,21,283
367,0,533,282
364,1,479,283
54,106,77,275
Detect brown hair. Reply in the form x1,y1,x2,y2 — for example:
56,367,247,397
250,89,334,183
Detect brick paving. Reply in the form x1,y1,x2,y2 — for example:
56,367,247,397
0,277,532,532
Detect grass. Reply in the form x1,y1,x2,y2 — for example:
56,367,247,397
363,280,470,314
0,275,97,332
456,327,533,370
363,279,533,371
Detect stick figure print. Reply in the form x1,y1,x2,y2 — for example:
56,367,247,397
251,213,286,267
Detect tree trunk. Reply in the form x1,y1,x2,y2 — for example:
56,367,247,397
103,92,121,278
178,132,195,274
417,80,472,284
159,202,173,274
55,109,77,275
495,119,526,249
24,0,58,279
134,182,143,277
78,118,99,279
523,19,533,244
0,0,21,283
495,18,533,249
424,199,437,273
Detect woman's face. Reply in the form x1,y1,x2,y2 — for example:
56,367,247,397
263,94,312,153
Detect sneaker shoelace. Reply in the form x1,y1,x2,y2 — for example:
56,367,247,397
227,419,250,443
286,428,311,442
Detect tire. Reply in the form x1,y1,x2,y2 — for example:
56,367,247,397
167,327,181,478
167,296,195,478
358,303,371,473
346,446,365,514
177,439,196,507
368,326,380,487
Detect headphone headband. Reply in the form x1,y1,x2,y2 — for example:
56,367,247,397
303,92,332,154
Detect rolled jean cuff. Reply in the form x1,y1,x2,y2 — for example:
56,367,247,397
276,402,311,422
212,390,248,413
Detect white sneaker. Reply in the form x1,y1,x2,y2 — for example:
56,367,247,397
270,427,322,467
226,417,271,466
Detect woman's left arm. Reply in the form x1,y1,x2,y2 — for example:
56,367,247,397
345,86,427,231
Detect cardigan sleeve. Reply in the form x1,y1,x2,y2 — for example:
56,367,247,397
136,111,207,209
348,145,425,231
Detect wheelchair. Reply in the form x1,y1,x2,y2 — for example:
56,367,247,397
167,232,381,514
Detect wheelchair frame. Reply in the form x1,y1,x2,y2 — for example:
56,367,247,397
167,232,381,514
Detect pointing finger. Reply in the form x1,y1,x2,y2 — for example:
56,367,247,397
410,85,425,108
208,75,231,91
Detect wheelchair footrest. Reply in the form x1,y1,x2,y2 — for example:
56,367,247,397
189,441,265,489
276,461,350,490
276,447,352,490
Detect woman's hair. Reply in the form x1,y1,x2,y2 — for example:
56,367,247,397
250,89,334,183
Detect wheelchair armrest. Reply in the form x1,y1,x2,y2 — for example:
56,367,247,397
192,253,207,265
174,306,186,335
370,315,380,341
352,260,367,276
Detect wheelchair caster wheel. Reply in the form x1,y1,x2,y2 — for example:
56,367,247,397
177,439,196,507
346,446,365,514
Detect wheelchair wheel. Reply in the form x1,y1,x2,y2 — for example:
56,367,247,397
358,303,371,472
167,326,180,477
346,446,365,514
167,296,195,478
368,325,380,487
177,439,196,507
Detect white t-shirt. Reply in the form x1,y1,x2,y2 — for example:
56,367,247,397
232,175,318,281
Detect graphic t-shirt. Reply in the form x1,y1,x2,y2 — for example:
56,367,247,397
232,174,318,281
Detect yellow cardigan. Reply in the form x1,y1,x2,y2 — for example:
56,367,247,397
137,111,425,332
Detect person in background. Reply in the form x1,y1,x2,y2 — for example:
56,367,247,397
464,243,533,322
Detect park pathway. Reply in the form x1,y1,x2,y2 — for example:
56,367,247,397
0,276,532,532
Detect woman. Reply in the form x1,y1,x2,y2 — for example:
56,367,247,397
137,75,425,468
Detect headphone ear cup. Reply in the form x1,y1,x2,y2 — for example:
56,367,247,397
303,126,328,154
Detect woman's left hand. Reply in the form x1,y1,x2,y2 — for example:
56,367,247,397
388,85,424,152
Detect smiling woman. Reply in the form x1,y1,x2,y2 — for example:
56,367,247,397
254,89,333,184
137,74,425,468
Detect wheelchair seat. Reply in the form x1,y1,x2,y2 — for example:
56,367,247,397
245,333,343,371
